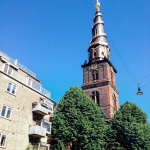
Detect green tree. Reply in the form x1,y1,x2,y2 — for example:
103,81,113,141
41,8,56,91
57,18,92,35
52,140,65,150
106,101,150,150
51,87,107,150
25,144,36,150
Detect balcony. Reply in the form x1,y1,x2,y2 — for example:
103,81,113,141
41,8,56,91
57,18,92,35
29,125,46,137
32,102,49,115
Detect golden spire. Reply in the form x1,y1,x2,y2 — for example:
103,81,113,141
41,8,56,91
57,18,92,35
96,0,100,11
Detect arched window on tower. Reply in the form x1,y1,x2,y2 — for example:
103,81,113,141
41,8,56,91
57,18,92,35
92,91,100,106
101,52,104,58
112,94,117,110
92,70,98,81
92,30,94,37
95,29,97,35
111,72,113,84
94,52,97,58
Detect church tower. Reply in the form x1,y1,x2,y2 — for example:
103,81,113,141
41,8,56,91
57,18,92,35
81,0,119,119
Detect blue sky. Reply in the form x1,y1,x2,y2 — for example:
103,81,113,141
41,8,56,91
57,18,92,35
0,0,150,121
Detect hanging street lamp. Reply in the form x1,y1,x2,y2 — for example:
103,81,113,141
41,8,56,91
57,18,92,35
136,83,143,95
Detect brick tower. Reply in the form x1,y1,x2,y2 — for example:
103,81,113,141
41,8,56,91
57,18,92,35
81,0,119,119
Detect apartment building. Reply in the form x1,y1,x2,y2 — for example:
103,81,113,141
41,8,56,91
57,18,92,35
0,51,56,150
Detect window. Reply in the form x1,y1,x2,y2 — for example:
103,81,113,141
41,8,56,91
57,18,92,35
40,99,53,112
92,91,100,106
6,82,17,95
27,77,32,86
27,77,41,92
3,64,13,76
41,120,51,134
113,94,117,110
44,100,53,112
0,133,7,148
92,31,94,36
102,52,104,57
111,72,113,83
1,105,12,120
92,70,98,81
95,29,97,35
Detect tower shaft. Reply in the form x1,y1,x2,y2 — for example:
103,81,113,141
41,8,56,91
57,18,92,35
81,1,119,119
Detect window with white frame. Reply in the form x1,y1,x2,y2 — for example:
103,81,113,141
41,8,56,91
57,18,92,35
27,77,32,86
40,99,53,112
0,133,7,148
44,100,53,112
27,77,41,92
41,120,51,134
3,64,13,76
1,105,12,120
6,82,17,95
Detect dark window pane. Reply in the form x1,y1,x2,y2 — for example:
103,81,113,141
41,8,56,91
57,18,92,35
1,106,6,117
0,135,6,146
92,74,94,81
96,73,98,80
7,82,12,92
92,95,95,101
12,85,16,94
42,121,50,132
96,95,100,106
6,108,11,119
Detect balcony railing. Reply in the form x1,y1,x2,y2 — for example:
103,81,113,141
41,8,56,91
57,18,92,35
32,119,51,135
0,51,36,77
0,50,51,98
32,103,49,115
29,125,46,137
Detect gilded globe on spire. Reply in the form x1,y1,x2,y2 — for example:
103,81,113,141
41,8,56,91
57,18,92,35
96,0,100,11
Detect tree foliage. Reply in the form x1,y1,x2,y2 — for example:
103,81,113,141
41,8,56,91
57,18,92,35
106,101,150,150
51,87,107,150
25,144,36,150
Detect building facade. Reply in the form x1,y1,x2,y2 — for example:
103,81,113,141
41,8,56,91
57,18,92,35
0,51,55,150
82,1,119,119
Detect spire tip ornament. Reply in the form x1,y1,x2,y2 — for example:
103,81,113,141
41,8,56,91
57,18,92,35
96,0,100,11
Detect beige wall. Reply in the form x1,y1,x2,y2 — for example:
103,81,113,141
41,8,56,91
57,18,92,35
0,59,53,150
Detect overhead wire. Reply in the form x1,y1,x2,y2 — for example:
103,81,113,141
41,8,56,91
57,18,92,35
118,74,150,85
83,0,93,16
120,82,150,92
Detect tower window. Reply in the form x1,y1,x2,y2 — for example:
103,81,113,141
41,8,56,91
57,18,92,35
95,29,97,35
94,52,97,57
92,31,94,36
111,72,113,83
92,70,98,81
113,94,117,110
92,91,100,106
